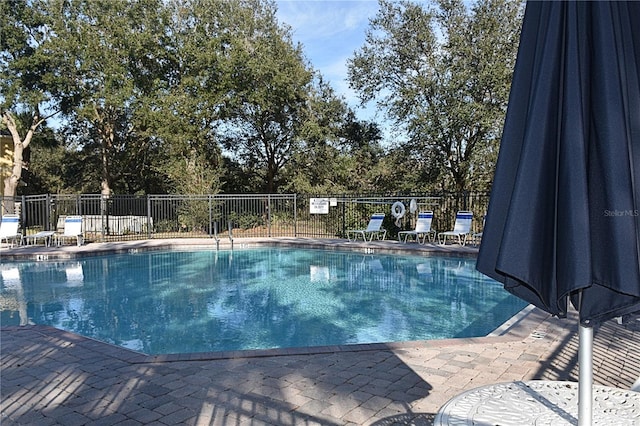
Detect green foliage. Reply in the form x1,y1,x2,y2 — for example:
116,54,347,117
229,211,264,230
0,0,69,113
177,198,211,233
348,0,524,192
282,76,389,194
154,219,177,233
2,0,524,196
23,144,72,194
218,0,314,193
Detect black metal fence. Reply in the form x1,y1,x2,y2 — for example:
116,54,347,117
1,192,490,242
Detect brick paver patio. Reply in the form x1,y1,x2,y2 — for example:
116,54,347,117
1,239,639,425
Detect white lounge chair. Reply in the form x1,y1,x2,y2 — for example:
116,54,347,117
347,213,387,242
398,211,436,243
472,215,485,246
23,230,56,247
438,211,473,246
55,216,84,246
0,214,22,247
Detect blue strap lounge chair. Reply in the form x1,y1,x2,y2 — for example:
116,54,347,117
347,213,387,242
55,216,84,247
438,211,473,246
398,211,436,243
0,214,22,247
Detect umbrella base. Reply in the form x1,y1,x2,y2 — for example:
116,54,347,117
434,380,640,425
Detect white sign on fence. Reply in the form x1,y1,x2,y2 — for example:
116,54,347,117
309,198,330,214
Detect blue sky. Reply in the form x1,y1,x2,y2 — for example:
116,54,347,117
275,0,382,122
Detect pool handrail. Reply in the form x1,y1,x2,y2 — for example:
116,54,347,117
213,222,220,250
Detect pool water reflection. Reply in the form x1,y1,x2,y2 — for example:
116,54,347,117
0,248,527,355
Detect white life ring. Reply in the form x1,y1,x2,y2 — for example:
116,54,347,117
391,202,406,227
409,198,418,214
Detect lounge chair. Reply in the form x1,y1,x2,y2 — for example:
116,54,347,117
0,214,22,247
398,211,436,243
438,211,473,246
347,213,387,242
472,215,485,246
23,230,56,247
55,216,84,246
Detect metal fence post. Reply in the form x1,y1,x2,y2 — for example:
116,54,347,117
146,195,152,239
208,195,212,238
294,193,297,237
267,194,271,238
45,194,51,231
100,194,106,240
20,195,25,229
342,194,346,238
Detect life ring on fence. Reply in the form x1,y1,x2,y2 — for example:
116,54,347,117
391,201,406,227
391,201,405,219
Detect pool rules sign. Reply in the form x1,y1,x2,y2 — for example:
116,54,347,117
309,198,330,214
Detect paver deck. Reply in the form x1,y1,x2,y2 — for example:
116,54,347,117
1,238,639,425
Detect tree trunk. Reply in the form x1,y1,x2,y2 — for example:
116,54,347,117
95,108,114,198
3,142,22,202
2,111,39,214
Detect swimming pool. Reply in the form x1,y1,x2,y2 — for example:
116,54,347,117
0,248,527,355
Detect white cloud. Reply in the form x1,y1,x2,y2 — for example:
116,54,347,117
277,1,378,41
275,1,379,107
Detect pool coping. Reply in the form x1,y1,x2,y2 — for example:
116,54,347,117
0,236,480,260
1,237,544,364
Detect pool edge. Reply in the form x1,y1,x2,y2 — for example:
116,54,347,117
0,305,546,363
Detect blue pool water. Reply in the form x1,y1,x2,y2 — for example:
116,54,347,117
0,248,527,355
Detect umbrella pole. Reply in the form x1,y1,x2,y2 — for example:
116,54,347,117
578,322,593,426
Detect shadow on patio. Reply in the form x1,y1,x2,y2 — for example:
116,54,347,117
2,314,638,425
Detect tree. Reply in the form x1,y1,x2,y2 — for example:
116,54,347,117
146,0,236,196
0,0,73,206
348,0,523,192
3,0,374,197
219,0,313,193
1,0,174,198
9,113,67,195
338,111,386,192
282,76,387,194
48,0,173,196
283,75,350,194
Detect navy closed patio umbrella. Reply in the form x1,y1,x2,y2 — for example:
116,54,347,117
476,1,640,424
